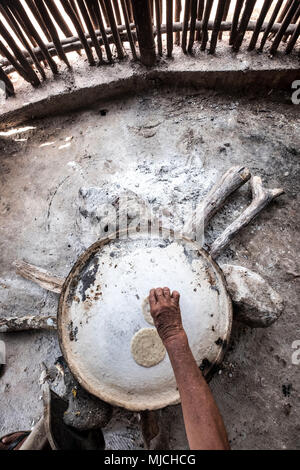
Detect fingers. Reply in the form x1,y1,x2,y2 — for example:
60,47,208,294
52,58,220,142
163,287,171,298
149,287,178,303
149,289,157,307
155,288,164,299
171,290,180,305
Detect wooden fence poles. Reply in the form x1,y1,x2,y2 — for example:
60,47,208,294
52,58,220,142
131,0,156,65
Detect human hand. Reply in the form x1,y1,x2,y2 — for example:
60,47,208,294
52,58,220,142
149,287,185,345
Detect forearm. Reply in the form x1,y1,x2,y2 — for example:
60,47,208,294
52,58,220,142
165,331,230,450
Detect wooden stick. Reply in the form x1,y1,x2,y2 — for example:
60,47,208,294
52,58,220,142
70,0,86,30
99,0,110,26
229,0,244,45
43,0,74,38
25,0,51,42
34,0,71,67
232,0,257,51
154,0,162,55
200,0,214,50
188,0,198,52
149,0,154,22
268,0,293,41
270,0,299,55
120,0,138,59
285,16,300,53
183,166,251,240
90,0,113,61
196,0,204,41
10,0,58,74
3,31,138,74
103,0,124,58
283,6,300,43
181,0,191,53
248,0,273,51
175,0,182,45
0,21,40,86
15,260,64,294
258,0,284,51
112,0,122,25
0,38,31,84
126,0,134,23
209,0,227,54
218,0,231,40
60,0,95,65
19,417,48,450
0,3,46,80
0,315,57,333
210,176,284,259
131,0,156,65
2,18,297,74
277,0,294,23
166,0,173,57
77,0,103,62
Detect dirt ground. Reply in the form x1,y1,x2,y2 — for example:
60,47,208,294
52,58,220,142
0,86,299,449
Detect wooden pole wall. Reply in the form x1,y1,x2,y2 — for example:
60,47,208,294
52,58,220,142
0,0,298,95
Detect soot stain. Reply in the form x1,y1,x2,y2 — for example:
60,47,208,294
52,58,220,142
215,337,227,348
199,357,211,371
282,383,292,397
79,256,99,302
68,321,78,342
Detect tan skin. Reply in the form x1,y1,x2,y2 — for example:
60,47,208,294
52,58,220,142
0,432,28,450
149,287,230,451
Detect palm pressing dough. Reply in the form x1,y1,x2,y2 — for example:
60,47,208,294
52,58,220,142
142,296,154,325
131,328,166,367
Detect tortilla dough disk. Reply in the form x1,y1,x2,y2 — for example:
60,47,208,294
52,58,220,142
131,328,166,367
142,296,154,325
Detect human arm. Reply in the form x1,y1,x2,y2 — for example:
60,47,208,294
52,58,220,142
149,287,230,450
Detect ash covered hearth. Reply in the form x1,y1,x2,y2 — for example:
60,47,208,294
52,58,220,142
0,0,299,453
